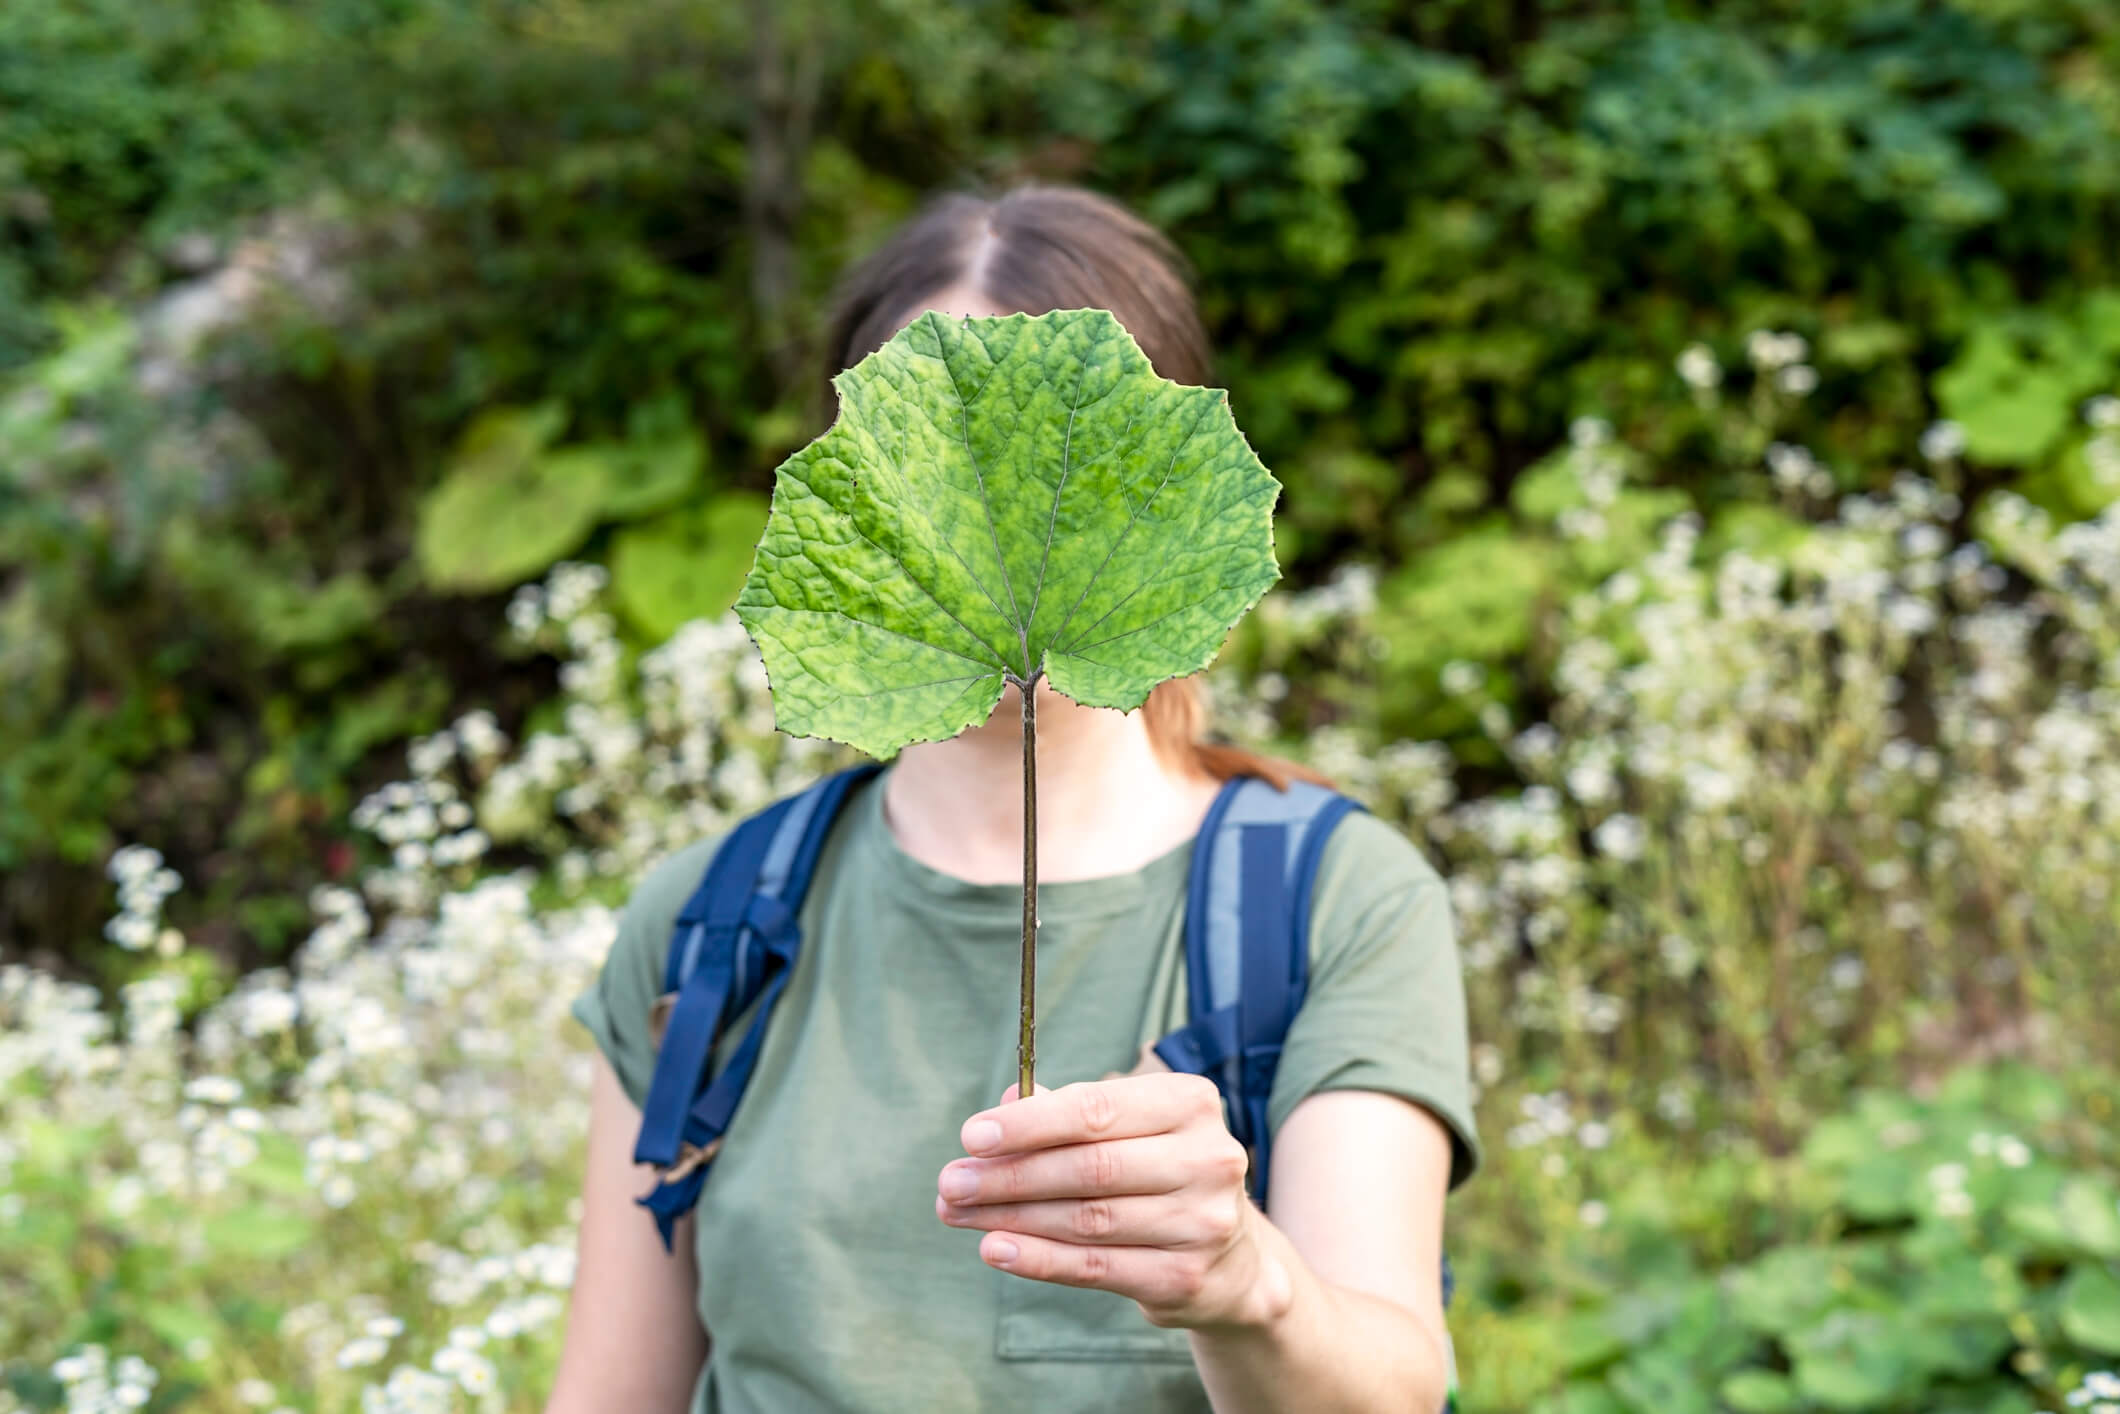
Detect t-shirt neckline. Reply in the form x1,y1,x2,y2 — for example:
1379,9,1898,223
855,763,1198,927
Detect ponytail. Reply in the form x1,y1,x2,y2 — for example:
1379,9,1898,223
1139,677,1334,793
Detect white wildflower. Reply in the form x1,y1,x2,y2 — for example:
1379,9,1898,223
1776,363,1818,396
1919,420,1966,461
336,1336,389,1369
1676,343,1721,390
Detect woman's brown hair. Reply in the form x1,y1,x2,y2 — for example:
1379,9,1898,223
819,183,1328,792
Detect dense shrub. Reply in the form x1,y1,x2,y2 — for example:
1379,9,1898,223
8,0,2120,966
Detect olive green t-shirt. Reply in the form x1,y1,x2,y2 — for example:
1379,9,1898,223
570,767,1479,1414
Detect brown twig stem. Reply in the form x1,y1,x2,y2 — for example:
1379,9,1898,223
1017,672,1039,1100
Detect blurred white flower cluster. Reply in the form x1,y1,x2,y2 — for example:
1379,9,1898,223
103,845,185,956
1435,462,2120,1105
408,563,849,911
1672,327,1821,401
2068,1369,2120,1413
47,1347,158,1413
2,860,609,1404
0,554,869,1405
1746,328,1818,397
1211,401,2120,1129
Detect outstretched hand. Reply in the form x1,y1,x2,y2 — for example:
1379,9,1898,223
936,1072,1293,1331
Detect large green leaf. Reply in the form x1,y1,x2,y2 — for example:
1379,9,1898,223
594,428,709,521
1789,1311,1925,1410
611,492,769,642
1793,1348,1913,1411
1933,317,2111,468
2060,1264,2120,1353
202,1204,315,1260
1727,1245,1836,1335
416,402,608,592
1720,1371,1799,1413
736,308,1280,757
2059,1181,2120,1259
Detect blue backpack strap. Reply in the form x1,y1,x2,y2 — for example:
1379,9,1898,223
632,761,881,1249
1152,775,1361,1204
1152,773,1460,1347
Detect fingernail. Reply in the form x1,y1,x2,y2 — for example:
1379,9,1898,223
939,1165,976,1201
986,1237,1018,1267
964,1120,1003,1153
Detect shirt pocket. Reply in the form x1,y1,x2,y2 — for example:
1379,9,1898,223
994,1272,1196,1363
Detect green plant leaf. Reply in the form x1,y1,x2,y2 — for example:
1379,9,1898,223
1720,1370,1799,1413
1556,1309,1629,1374
1933,318,2110,468
2059,1180,2120,1259
1790,1311,1924,1410
202,1204,314,1260
1841,1152,1920,1221
1380,524,1553,667
736,308,1280,757
1727,1246,1837,1335
143,1300,220,1351
1794,1350,1911,1411
2060,1264,2120,1353
594,429,709,521
2005,1198,2075,1254
1925,1389,2041,1414
416,402,608,592
1533,1384,1629,1414
249,571,384,653
1608,1350,1716,1414
611,492,770,642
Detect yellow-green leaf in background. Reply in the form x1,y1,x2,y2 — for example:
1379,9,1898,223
1933,310,2114,469
610,492,769,642
144,1300,221,1352
594,428,708,522
416,402,608,592
203,1204,315,1260
2062,1265,2120,1353
1720,1371,1800,1414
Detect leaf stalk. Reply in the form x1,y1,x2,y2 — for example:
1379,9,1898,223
1014,671,1040,1100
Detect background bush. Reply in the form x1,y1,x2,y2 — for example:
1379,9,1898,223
9,0,2120,968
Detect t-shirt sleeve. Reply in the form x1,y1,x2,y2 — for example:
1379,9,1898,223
1266,812,1483,1191
569,836,724,1110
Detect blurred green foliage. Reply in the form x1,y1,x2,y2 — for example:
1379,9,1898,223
5,0,2120,968
1454,1065,2120,1413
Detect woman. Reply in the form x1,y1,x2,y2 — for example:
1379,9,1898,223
548,184,1480,1414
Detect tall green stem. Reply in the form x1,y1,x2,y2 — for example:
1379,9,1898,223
1019,672,1038,1100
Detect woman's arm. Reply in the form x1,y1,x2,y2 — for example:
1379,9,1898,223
546,1055,711,1414
1189,1089,1454,1414
936,1074,1454,1414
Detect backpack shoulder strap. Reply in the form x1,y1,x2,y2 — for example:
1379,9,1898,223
1152,774,1364,1205
632,761,881,1249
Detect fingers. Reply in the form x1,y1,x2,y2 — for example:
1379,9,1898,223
940,1074,1265,1331
937,1189,1244,1249
962,1073,1222,1158
940,1134,1198,1206
973,1231,1220,1322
